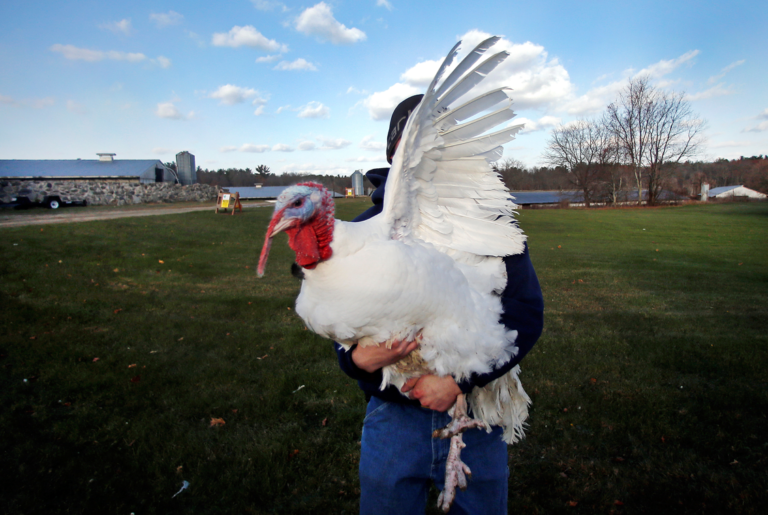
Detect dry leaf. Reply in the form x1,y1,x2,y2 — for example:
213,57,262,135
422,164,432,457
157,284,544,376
210,417,226,427
130,375,141,383
567,501,578,507
614,500,624,506
257,354,268,360
92,357,100,362
159,260,165,264
178,337,184,341
128,364,137,368
321,417,328,427
114,308,122,314
113,268,119,272
557,245,562,249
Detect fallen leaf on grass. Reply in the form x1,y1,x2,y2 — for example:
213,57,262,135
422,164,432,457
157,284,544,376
113,309,122,314
567,501,578,507
113,268,119,272
172,480,190,498
177,337,184,341
159,260,165,264
257,354,268,360
29,336,36,340
730,459,739,465
293,385,305,393
210,417,225,427
321,417,328,427
128,364,137,368
288,449,299,459
130,375,141,383
614,500,624,506
92,357,100,362
590,378,597,383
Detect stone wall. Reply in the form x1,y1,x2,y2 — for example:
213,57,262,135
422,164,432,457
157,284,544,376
0,180,218,206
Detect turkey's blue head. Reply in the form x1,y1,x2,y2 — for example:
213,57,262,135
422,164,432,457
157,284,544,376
257,182,335,277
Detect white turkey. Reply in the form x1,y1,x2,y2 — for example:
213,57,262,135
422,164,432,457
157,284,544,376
257,37,534,512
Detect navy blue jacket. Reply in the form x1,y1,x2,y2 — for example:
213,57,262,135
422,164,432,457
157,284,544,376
335,167,544,405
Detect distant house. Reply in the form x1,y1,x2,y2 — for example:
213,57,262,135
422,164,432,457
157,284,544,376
707,185,767,200
0,154,178,184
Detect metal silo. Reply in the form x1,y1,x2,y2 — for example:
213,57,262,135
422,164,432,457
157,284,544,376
351,170,364,196
175,151,196,185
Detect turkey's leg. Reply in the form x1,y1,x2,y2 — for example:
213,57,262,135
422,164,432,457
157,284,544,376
434,394,484,512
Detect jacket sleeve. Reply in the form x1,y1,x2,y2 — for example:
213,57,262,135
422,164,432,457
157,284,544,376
335,343,384,384
455,243,544,394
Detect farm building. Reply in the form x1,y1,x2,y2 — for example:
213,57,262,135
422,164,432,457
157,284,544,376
0,154,178,184
707,185,767,199
226,186,346,200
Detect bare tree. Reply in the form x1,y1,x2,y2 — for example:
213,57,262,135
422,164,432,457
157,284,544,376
605,76,706,205
543,119,613,207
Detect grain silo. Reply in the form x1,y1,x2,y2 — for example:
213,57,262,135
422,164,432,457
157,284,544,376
175,151,196,185
351,170,364,196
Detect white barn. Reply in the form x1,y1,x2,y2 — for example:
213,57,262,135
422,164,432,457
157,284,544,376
708,185,767,199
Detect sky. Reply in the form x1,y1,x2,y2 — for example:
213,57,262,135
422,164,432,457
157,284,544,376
1,0,766,176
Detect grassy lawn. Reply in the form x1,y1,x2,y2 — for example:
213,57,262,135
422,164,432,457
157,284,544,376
1,199,766,514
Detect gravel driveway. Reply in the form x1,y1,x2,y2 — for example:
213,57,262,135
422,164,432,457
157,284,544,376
0,202,271,228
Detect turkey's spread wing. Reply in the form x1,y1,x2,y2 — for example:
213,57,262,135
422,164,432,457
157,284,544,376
381,37,527,258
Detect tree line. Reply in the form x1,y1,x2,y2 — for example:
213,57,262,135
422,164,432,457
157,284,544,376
533,75,766,206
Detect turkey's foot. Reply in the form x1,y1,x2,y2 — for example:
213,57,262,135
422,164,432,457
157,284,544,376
432,394,484,439
437,433,471,512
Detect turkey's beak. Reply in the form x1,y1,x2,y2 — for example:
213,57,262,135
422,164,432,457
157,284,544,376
257,209,293,278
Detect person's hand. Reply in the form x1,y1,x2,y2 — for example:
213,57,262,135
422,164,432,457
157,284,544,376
351,335,420,373
401,375,461,412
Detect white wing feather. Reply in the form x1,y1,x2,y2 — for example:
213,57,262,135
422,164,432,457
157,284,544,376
382,39,526,258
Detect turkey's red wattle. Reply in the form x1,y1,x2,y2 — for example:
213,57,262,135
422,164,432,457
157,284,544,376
286,215,334,269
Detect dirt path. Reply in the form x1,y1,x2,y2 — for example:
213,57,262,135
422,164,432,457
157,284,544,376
0,202,272,228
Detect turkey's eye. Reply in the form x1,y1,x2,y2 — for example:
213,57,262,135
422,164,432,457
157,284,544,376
293,199,303,207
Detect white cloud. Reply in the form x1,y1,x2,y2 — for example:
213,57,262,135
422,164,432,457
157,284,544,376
686,83,734,101
1,93,56,109
346,86,369,95
212,26,288,52
50,44,148,63
208,84,264,105
30,97,55,109
276,105,291,114
363,82,421,120
241,144,271,152
295,2,366,44
515,115,560,133
100,19,132,36
220,146,238,153
317,136,351,150
274,58,318,71
273,143,295,152
400,59,441,87
298,101,330,118
154,56,172,68
254,105,265,116
359,135,385,151
744,110,768,132
66,99,87,114
377,0,393,10
256,54,282,63
708,59,745,84
363,30,575,120
155,102,189,120
298,141,317,151
150,11,184,27
634,50,699,79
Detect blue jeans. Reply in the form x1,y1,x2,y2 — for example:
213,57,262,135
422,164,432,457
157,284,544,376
359,396,508,515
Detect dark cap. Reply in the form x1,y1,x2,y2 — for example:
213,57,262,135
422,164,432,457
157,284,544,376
386,94,423,164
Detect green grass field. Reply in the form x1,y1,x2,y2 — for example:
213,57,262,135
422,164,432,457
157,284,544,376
1,200,766,514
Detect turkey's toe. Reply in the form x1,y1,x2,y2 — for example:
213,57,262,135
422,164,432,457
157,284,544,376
437,433,472,512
